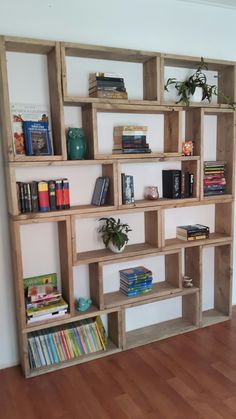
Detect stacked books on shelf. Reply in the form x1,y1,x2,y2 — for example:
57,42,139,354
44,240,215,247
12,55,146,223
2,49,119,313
113,125,151,154
91,176,109,206
121,173,134,204
162,170,194,199
28,316,107,369
89,72,128,99
176,224,210,241
204,161,226,196
119,266,153,297
16,178,70,213
11,103,53,156
24,273,68,324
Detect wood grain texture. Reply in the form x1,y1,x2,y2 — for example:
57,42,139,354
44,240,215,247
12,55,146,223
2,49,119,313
2,309,236,418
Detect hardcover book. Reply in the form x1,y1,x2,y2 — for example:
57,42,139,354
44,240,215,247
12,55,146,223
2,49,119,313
23,121,52,156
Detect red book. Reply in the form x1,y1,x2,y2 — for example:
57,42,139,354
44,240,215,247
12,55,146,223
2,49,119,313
38,181,50,212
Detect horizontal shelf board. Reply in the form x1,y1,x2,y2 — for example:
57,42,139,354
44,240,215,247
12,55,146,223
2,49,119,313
9,159,115,167
119,197,199,210
202,194,233,202
104,282,182,309
12,155,63,162
75,243,159,265
27,339,120,378
97,152,182,160
161,101,233,110
64,96,161,107
23,305,119,333
201,309,230,327
164,233,232,250
62,42,158,62
4,36,56,54
118,155,200,163
125,317,197,350
163,53,236,69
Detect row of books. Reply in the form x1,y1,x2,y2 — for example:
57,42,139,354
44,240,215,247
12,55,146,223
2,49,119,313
162,170,194,199
28,316,107,369
113,125,151,154
91,176,109,206
121,173,134,204
119,266,153,297
204,161,226,196
176,224,210,241
89,72,128,99
17,179,70,213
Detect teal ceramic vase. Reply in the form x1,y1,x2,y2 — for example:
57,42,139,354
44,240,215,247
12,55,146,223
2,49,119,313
67,127,86,160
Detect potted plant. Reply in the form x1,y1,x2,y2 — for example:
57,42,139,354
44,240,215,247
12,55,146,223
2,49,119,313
98,217,132,253
165,57,234,108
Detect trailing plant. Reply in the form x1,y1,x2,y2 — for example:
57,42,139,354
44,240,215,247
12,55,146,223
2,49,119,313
164,57,234,108
98,217,132,250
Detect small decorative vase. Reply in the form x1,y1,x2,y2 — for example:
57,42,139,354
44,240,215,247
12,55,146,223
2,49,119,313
108,241,125,253
77,297,92,312
144,186,159,200
67,127,87,160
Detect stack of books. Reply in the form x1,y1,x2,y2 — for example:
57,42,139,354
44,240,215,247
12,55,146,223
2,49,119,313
204,161,226,196
17,178,70,213
28,316,107,369
113,125,151,154
91,176,109,206
121,173,134,204
89,72,128,99
162,170,194,199
176,224,210,241
119,266,153,297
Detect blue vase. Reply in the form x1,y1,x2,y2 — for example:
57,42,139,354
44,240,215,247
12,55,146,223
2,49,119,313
67,128,87,160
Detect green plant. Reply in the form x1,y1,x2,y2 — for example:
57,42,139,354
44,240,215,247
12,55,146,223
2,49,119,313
98,217,132,250
165,57,234,108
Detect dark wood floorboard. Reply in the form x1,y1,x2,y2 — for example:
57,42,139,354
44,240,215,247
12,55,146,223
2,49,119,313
2,309,236,418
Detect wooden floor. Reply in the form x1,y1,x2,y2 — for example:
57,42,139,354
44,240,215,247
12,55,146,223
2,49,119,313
2,311,236,419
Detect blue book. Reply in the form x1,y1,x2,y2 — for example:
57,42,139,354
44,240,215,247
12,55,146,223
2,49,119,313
23,120,52,156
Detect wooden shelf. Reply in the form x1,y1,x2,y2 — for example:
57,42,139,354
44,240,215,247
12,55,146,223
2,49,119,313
27,339,120,378
201,309,230,327
75,243,159,265
125,317,198,350
164,233,232,250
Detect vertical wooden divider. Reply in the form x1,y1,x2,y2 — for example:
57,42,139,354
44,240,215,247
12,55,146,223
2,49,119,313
215,202,232,236
182,291,200,326
102,162,118,207
215,244,232,316
58,216,74,315
89,262,104,309
218,65,236,104
185,246,202,324
144,210,159,248
165,250,182,288
217,112,234,195
158,208,165,248
47,42,66,158
70,215,77,265
182,160,200,199
143,56,161,101
164,110,182,154
159,55,165,103
60,44,68,98
82,104,97,158
108,309,124,349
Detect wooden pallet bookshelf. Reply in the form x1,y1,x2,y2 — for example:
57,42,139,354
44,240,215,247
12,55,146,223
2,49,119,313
0,35,235,377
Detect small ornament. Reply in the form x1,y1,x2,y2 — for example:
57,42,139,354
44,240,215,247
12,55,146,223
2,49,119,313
67,127,87,160
144,186,159,200
183,275,193,288
76,297,92,312
182,140,193,156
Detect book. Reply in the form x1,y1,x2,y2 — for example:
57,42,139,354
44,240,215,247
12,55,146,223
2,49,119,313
62,178,70,209
48,180,56,211
27,284,59,302
162,170,181,199
89,91,128,99
176,224,210,238
30,181,39,212
26,297,68,319
91,176,109,206
23,273,57,291
55,180,64,210
23,120,52,156
38,181,50,212
121,174,134,204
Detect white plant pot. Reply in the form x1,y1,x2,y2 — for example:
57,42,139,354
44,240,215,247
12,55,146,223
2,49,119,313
108,241,125,253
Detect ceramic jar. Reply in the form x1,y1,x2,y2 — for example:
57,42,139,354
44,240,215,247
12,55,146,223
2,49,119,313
67,127,86,160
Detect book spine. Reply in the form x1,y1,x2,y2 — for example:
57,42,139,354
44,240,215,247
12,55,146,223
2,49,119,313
17,182,26,213
38,181,50,212
100,177,109,205
30,181,39,212
56,180,63,210
48,180,56,211
62,178,70,209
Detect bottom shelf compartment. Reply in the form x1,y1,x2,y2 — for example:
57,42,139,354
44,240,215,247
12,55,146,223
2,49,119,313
201,308,230,327
123,290,199,350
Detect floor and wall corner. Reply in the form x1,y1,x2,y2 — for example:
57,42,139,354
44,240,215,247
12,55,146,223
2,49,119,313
0,0,236,378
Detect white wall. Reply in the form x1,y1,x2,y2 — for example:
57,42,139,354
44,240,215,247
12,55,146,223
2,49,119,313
0,0,236,368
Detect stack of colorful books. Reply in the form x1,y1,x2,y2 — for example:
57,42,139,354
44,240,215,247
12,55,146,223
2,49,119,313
204,161,226,196
176,224,210,241
119,266,153,297
113,125,151,154
89,72,127,99
28,316,107,369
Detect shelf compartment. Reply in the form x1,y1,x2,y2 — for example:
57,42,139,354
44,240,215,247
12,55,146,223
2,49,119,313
124,290,199,350
201,308,230,327
162,53,236,106
164,232,232,251
0,36,66,162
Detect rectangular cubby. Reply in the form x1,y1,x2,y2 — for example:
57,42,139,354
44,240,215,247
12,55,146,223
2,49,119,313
87,250,182,310
61,42,161,103
0,37,65,162
123,289,199,350
201,243,232,327
11,160,117,218
25,308,122,377
80,103,182,159
162,53,236,106
71,208,161,265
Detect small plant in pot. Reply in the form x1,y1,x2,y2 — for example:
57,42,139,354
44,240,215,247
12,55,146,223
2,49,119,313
98,217,132,253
